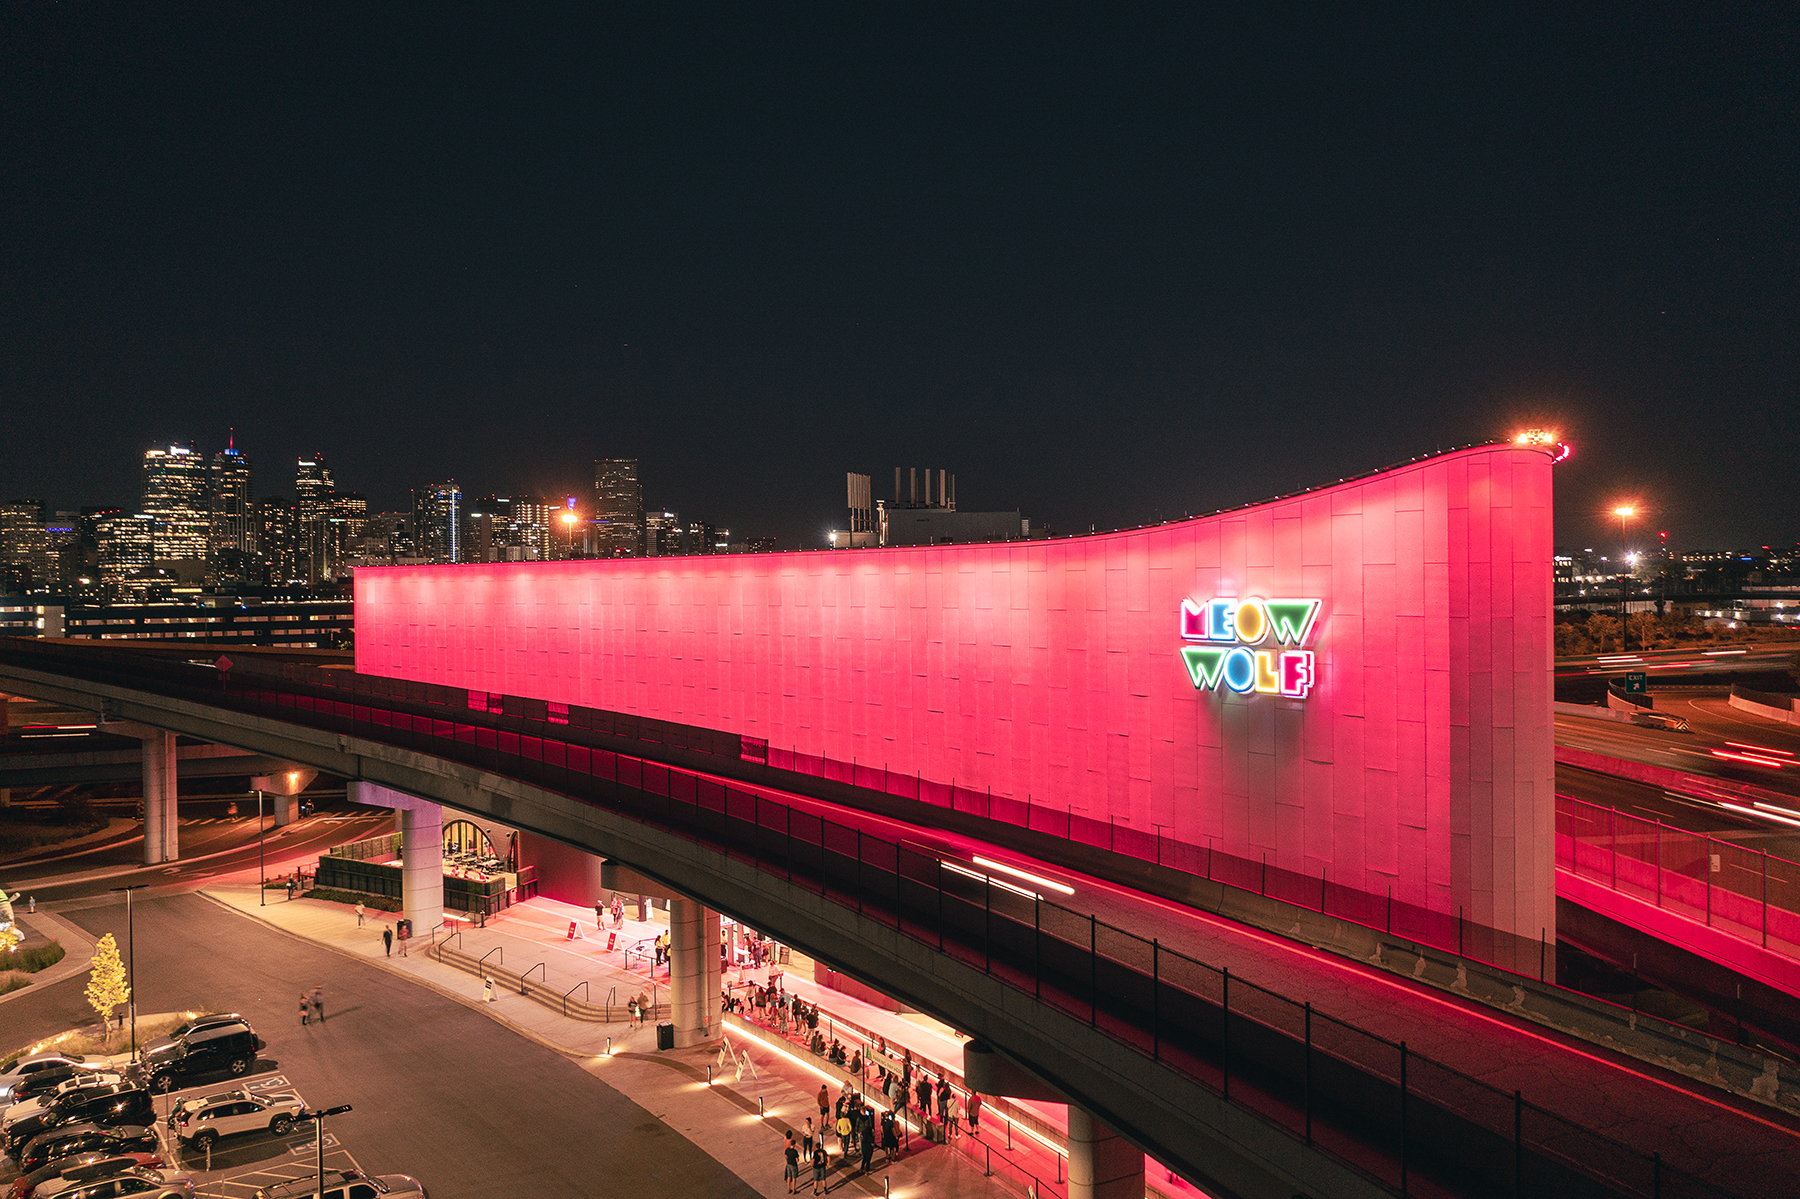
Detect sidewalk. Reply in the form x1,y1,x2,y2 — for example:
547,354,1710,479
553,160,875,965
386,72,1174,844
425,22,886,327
200,883,1036,1199
0,907,98,1008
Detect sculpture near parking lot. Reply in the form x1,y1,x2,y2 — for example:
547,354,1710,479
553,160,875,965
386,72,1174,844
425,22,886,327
0,888,21,954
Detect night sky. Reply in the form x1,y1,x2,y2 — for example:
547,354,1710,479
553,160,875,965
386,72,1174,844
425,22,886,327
2,7,1794,554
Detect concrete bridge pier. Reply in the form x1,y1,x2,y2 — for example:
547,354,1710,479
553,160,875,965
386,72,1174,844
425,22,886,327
140,728,179,865
1067,1107,1145,1199
668,894,721,1047
349,782,443,934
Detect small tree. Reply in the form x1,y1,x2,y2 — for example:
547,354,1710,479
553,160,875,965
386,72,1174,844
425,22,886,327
85,933,130,1038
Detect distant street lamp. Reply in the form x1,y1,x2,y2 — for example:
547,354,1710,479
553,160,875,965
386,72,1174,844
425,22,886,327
561,510,579,559
298,1104,352,1199
107,884,147,1060
1614,505,1637,649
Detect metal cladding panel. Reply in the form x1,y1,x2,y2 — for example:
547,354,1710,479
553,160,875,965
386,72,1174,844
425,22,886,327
356,444,1556,938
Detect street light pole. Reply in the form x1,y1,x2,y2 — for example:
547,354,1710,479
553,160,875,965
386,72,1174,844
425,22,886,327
299,1104,351,1199
258,789,266,907
1614,505,1636,650
108,884,147,1061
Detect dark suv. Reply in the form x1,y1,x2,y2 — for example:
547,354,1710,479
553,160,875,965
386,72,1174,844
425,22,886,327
17,1124,161,1175
132,1020,264,1092
3,1086,154,1156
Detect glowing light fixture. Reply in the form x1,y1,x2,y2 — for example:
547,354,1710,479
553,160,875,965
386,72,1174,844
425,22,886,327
1180,597,1321,698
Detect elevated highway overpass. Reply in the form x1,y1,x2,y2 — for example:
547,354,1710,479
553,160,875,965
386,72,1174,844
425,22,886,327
1,637,1791,1199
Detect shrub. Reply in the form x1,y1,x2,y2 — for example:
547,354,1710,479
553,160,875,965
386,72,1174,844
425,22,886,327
16,941,64,973
304,888,403,912
0,973,29,997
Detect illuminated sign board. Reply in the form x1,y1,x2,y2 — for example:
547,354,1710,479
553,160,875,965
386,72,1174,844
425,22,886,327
1179,598,1321,698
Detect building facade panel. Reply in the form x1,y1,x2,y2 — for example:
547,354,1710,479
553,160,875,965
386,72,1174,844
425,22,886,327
357,443,1556,938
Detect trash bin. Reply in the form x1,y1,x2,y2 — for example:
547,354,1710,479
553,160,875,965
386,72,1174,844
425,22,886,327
656,1021,675,1051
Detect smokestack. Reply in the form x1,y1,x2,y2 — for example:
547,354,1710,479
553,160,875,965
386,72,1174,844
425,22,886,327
938,469,946,509
910,467,917,507
895,467,902,506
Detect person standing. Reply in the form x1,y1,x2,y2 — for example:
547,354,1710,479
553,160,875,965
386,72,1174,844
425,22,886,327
299,992,311,1026
915,1076,932,1123
858,1106,875,1174
894,1083,910,1145
383,925,394,956
784,1132,800,1194
355,901,365,927
967,1092,983,1135
311,985,325,1024
810,1143,829,1196
947,1090,963,1138
595,899,605,930
398,923,409,956
817,1084,830,1134
835,1110,853,1161
935,1079,949,1127
802,1117,815,1161
881,1110,899,1163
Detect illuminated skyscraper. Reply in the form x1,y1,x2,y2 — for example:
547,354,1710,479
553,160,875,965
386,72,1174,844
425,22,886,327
256,497,298,585
414,481,461,564
209,441,255,557
0,500,48,591
294,456,335,584
97,512,157,597
142,443,210,563
592,459,643,556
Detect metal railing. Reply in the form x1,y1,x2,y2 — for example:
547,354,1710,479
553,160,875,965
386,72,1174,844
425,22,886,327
0,638,1739,1198
1558,795,1800,959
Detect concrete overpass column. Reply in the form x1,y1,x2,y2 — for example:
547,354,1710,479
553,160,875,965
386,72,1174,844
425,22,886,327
399,804,444,935
1066,1107,1144,1199
270,794,295,827
349,782,443,935
668,895,720,1047
140,729,178,865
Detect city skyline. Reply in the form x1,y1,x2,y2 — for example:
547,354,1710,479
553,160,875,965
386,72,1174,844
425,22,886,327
0,9,1793,553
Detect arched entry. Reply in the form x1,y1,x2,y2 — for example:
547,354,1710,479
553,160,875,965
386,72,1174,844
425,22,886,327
442,818,494,860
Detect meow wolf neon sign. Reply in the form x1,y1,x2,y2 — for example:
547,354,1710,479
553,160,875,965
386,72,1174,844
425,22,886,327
1179,598,1321,698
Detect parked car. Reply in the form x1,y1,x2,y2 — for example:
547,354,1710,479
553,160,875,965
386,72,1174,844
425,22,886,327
0,1057,99,1107
4,1078,126,1133
6,1066,109,1110
33,1166,193,1199
9,1150,164,1199
16,1125,160,1175
131,1020,263,1092
3,1086,155,1156
254,1170,427,1199
168,1088,304,1149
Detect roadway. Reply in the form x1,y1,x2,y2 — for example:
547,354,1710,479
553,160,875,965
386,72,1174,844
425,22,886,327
1555,644,1800,680
0,892,761,1199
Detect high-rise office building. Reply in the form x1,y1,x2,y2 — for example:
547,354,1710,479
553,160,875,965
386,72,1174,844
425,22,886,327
510,496,551,560
209,441,255,558
142,444,210,563
256,497,298,585
0,500,48,592
644,510,681,557
593,459,643,557
415,481,461,564
295,455,335,585
97,512,156,597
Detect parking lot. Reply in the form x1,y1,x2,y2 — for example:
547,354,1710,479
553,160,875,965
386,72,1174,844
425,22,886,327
1,1059,376,1199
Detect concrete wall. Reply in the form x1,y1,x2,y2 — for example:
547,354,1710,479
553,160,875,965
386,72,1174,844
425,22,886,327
356,443,1557,938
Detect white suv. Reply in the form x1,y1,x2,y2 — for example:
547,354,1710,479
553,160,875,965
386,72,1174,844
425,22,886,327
167,1089,304,1150
254,1170,427,1199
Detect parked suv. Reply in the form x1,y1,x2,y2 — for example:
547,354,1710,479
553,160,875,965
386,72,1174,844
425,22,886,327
10,1150,165,1199
3,1087,154,1157
16,1125,160,1176
253,1170,426,1199
0,1057,100,1107
132,1020,263,1092
168,1089,303,1150
33,1165,193,1199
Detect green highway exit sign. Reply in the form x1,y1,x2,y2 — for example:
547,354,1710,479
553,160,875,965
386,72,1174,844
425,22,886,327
1623,672,1648,694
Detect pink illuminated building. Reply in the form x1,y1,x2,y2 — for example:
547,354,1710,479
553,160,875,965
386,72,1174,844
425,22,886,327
356,442,1558,940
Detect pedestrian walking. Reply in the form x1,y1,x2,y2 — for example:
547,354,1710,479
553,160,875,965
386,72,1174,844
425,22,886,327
595,899,605,929
311,985,325,1023
836,1111,853,1160
611,895,624,926
398,923,409,956
26,896,34,914
858,1108,875,1173
784,1132,800,1194
355,901,365,927
810,1145,828,1195
383,925,394,956
286,878,295,901
802,1117,815,1159
894,1084,910,1144
299,992,310,1026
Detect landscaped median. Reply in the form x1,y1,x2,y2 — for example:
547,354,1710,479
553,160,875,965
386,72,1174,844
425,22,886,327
0,940,65,996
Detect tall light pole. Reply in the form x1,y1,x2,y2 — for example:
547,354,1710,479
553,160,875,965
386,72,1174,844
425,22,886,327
561,510,578,559
1614,505,1636,649
257,788,266,907
299,1104,351,1199
108,884,147,1061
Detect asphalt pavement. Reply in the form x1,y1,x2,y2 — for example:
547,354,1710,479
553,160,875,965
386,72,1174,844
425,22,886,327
2,894,763,1199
